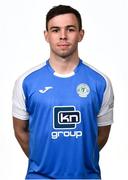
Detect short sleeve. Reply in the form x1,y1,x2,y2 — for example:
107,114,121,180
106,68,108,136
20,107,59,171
12,77,29,120
97,77,114,126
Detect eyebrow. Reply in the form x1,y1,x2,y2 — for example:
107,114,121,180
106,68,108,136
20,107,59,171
49,25,77,30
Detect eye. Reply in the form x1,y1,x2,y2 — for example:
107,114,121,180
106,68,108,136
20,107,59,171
51,29,59,33
68,28,75,32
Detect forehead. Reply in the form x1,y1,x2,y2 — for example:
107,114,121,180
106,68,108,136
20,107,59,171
47,13,79,28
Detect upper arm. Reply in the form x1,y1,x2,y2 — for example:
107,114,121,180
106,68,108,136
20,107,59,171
13,117,29,157
12,77,29,136
98,125,111,150
97,76,114,127
13,117,29,135
98,125,111,139
12,77,29,120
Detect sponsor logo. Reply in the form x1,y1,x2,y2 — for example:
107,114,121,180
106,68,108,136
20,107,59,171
76,83,90,97
51,106,82,139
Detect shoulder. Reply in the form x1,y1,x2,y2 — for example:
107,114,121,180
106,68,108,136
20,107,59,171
15,62,47,86
81,60,111,89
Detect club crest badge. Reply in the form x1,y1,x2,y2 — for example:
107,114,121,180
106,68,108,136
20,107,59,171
76,83,90,97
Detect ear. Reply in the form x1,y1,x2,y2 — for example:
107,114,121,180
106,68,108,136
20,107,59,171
44,30,49,42
78,29,84,42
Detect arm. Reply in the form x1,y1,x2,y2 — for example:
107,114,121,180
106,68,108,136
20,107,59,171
98,125,111,151
97,77,114,151
13,117,29,157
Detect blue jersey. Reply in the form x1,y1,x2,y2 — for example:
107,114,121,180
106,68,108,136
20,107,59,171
12,59,114,179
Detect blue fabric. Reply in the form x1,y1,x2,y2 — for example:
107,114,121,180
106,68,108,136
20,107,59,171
23,59,106,179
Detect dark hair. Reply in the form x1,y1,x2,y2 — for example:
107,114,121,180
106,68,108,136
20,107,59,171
46,5,82,31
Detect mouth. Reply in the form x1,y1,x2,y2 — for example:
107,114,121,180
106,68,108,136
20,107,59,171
58,44,69,46
57,43,70,48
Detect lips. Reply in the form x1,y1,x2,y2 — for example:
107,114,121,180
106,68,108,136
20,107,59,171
57,43,70,48
58,44,70,46
57,42,70,46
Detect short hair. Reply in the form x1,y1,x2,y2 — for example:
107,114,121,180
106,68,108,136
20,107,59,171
46,5,82,31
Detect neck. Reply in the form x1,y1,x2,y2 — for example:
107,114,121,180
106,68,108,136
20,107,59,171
49,53,80,75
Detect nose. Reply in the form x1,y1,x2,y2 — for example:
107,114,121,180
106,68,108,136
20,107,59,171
60,29,67,40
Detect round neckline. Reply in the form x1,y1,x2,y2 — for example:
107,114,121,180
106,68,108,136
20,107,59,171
53,71,75,78
46,59,82,78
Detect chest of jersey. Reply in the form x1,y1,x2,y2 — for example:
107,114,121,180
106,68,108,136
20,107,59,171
24,71,103,140
25,73,101,116
23,63,104,179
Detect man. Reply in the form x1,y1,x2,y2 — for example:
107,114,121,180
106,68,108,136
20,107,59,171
12,5,114,180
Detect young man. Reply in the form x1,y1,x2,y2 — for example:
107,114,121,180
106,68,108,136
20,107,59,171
12,5,114,180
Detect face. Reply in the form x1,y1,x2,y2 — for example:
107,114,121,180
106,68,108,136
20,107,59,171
44,13,84,59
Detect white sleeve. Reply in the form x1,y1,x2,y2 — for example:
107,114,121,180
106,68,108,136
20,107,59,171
97,77,114,126
12,77,29,120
